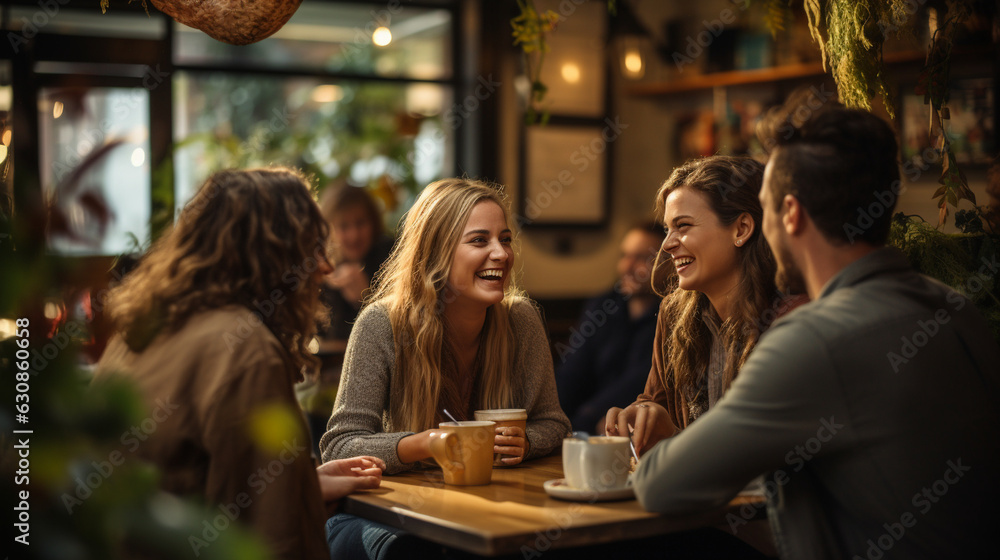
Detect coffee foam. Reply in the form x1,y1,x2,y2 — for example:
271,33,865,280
473,408,527,421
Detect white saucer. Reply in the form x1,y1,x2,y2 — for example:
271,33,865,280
543,478,635,502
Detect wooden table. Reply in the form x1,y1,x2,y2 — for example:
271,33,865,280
343,454,766,556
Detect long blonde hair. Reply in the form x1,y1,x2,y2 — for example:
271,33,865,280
368,178,523,433
652,156,777,425
107,167,329,378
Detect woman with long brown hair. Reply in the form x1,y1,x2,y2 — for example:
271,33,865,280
95,167,385,560
606,156,805,452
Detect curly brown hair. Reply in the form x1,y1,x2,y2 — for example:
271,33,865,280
107,167,330,378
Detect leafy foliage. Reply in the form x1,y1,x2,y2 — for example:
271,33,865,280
889,212,1000,339
0,320,270,559
173,77,438,232
763,0,794,38
933,146,976,225
802,0,909,116
762,0,980,226
915,0,976,226
511,0,561,126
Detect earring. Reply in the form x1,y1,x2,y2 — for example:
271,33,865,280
736,239,742,246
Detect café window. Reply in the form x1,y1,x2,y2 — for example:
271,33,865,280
2,1,459,254
172,75,452,221
39,83,152,254
173,3,453,80
171,1,457,225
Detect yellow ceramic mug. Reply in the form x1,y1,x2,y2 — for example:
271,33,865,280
428,421,496,485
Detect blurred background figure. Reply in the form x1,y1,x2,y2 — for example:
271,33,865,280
318,181,395,340
300,181,395,454
555,223,668,433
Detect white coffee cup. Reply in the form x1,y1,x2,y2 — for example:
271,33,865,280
562,436,632,492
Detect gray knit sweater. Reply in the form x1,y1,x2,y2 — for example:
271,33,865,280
319,298,572,474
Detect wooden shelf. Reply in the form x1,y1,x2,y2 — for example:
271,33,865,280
627,50,929,97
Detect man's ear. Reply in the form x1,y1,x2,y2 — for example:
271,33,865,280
782,194,804,235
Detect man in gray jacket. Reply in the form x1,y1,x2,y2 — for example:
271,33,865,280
632,95,1000,559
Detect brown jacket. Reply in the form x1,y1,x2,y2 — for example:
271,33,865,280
96,306,328,560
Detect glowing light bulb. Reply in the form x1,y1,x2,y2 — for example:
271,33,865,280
372,27,392,47
561,63,581,84
623,48,644,78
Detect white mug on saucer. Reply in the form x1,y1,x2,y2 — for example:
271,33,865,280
562,436,632,492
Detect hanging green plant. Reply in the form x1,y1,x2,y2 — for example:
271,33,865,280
511,0,561,126
758,0,980,227
510,1,621,125
764,0,794,38
801,0,910,116
889,211,1000,338
916,0,977,225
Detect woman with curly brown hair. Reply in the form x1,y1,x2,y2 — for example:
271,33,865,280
95,167,384,560
606,156,806,453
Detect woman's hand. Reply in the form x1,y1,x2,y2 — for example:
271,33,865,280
604,402,676,455
396,430,435,464
316,456,385,513
494,426,528,466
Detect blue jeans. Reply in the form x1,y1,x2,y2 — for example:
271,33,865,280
325,515,766,560
326,513,440,560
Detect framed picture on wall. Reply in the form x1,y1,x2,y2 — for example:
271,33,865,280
520,124,609,227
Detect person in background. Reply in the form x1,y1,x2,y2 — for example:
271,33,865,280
319,177,571,559
556,222,668,433
300,182,395,455
606,156,806,453
95,167,385,560
631,95,1000,559
318,181,394,340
